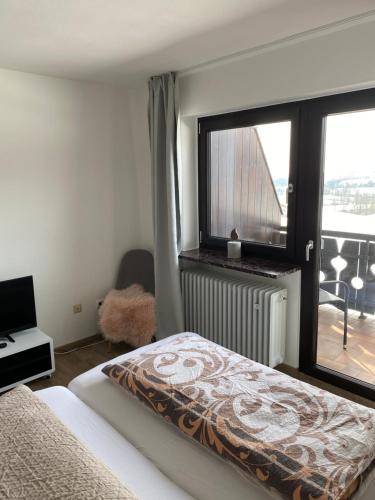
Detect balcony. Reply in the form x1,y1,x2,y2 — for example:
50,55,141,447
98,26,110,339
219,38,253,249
320,230,375,315
317,230,375,385
317,304,375,384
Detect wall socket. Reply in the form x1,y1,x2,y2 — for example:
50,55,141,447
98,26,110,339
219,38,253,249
96,298,104,310
73,303,82,314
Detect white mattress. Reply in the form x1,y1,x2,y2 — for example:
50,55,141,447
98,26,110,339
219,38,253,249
67,336,273,500
36,386,194,500
68,335,375,500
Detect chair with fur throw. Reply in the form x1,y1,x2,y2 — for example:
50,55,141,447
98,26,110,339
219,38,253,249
99,250,156,349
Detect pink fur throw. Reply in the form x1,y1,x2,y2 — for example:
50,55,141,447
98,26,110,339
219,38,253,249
99,284,156,347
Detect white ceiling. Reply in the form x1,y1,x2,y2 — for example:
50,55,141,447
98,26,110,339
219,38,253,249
0,0,375,83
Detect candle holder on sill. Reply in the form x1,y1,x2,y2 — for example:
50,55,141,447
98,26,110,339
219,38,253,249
227,228,241,260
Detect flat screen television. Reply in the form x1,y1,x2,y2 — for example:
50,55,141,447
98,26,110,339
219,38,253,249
0,276,37,341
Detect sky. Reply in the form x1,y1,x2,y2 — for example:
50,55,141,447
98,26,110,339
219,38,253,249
324,109,375,180
256,121,290,181
256,108,375,181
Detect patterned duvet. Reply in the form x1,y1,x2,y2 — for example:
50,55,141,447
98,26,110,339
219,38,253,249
103,332,375,500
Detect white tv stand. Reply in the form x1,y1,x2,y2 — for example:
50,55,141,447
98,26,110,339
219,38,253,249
0,328,55,393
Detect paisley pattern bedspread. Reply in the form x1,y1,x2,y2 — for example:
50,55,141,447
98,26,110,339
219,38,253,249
103,332,375,500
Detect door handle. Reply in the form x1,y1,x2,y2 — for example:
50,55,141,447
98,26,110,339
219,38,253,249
305,240,314,261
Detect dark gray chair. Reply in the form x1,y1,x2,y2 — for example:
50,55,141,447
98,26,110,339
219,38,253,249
116,249,155,295
319,280,350,349
104,249,155,352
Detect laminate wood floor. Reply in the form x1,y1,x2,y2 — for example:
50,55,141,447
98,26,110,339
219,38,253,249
27,334,374,408
317,304,375,386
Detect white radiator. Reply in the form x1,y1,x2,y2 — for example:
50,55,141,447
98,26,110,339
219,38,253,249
181,269,287,367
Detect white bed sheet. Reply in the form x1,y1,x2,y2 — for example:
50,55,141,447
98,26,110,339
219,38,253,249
36,386,194,500
68,335,375,500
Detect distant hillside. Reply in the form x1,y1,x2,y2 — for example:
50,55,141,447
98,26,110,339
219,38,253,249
273,177,288,187
325,175,375,189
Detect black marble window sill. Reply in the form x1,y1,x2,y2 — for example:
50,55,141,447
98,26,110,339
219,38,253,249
179,248,300,279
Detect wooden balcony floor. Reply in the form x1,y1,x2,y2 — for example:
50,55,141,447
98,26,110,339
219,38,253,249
317,304,375,385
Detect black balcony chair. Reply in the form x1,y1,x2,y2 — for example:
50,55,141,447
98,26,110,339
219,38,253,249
319,280,350,349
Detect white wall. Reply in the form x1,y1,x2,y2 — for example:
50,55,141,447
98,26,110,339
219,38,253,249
127,83,153,250
0,68,143,347
112,83,152,261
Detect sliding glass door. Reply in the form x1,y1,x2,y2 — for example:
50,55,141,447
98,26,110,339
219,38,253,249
197,88,375,399
298,89,375,400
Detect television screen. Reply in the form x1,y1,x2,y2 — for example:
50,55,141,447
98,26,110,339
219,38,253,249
0,276,37,337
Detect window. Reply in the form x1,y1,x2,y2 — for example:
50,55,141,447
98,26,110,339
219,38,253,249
198,104,298,259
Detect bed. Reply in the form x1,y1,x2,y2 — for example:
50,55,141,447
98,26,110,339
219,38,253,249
68,334,375,500
35,386,194,500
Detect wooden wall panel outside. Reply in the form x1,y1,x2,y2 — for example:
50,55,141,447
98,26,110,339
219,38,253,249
210,127,282,244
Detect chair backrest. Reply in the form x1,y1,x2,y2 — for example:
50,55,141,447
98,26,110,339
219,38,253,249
115,249,155,295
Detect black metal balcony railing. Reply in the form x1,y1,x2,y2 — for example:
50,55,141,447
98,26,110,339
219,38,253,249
320,230,375,316
232,223,374,316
